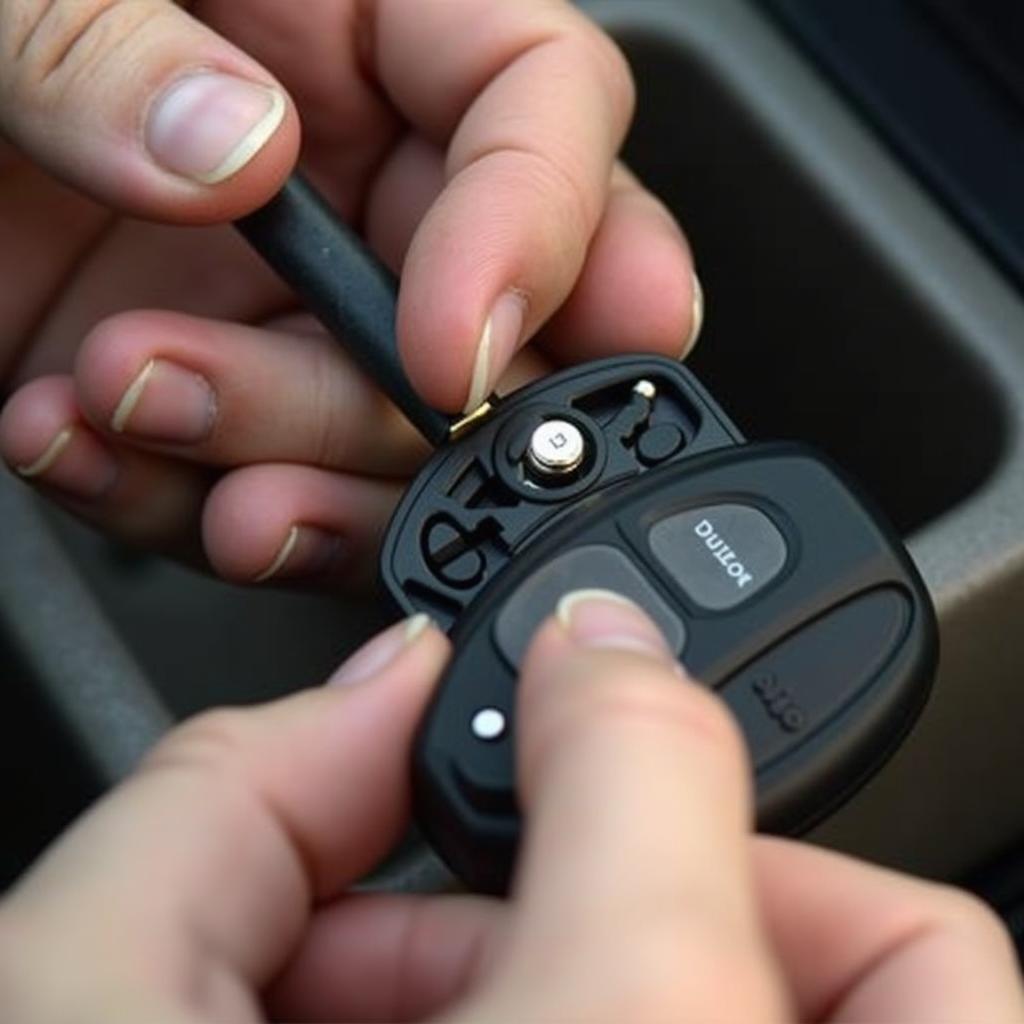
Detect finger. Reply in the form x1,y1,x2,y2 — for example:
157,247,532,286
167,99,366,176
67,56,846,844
0,155,110,377
754,837,1024,1022
72,310,429,476
15,217,291,382
365,132,448,275
499,591,786,1021
0,619,450,1020
197,0,403,207
267,893,505,1023
540,165,703,364
368,0,638,412
202,464,403,587
0,374,209,550
0,377,405,578
0,0,299,221
368,143,701,374
4,347,550,582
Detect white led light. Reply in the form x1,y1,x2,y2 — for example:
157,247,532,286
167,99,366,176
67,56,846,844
471,708,506,741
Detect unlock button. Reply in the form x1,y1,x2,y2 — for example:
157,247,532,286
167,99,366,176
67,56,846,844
648,503,788,611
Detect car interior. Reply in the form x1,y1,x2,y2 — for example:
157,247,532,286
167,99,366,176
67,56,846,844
2,0,1024,955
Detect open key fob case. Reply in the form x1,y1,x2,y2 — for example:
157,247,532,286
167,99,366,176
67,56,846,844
381,356,937,894
237,177,938,897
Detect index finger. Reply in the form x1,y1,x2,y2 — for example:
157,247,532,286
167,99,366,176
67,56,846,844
505,592,787,1021
368,1,674,413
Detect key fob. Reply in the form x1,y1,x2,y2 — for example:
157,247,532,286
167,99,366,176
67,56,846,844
380,355,937,894
235,177,937,895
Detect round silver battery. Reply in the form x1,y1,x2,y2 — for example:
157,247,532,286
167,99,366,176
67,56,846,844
527,419,586,477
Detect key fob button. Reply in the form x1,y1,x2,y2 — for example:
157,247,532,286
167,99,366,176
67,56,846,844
494,544,687,667
648,503,788,611
637,422,686,466
720,588,911,771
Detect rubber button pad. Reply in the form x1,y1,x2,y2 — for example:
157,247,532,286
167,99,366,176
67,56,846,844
494,544,686,668
648,503,788,611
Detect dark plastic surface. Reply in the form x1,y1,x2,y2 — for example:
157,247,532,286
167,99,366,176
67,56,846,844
381,355,742,631
758,0,1024,296
967,840,1024,962
721,590,912,771
414,441,935,892
236,175,451,445
924,0,1024,113
616,23,1007,537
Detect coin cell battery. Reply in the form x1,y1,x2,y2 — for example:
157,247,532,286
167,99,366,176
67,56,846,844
526,420,587,478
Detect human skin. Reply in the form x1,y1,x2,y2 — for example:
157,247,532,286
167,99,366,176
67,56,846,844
3,6,1019,1021
0,0,701,585
0,593,1021,1022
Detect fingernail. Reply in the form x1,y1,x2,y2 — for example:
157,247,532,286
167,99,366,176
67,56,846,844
15,426,118,499
684,271,705,356
111,359,216,442
556,589,672,659
15,427,72,478
329,613,433,686
146,73,286,185
253,524,349,583
464,291,527,414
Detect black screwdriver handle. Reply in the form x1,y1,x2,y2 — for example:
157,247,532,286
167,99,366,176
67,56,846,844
236,174,452,447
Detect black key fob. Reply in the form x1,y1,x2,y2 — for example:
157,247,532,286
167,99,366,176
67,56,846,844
380,356,937,894
237,177,937,898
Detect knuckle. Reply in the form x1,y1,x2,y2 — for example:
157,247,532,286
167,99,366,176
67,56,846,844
7,0,116,86
142,706,253,782
494,145,601,246
579,25,637,132
671,931,784,1020
536,149,600,240
588,660,746,763
307,343,351,468
4,0,162,99
526,653,751,802
929,885,1015,949
668,678,747,759
579,934,776,1023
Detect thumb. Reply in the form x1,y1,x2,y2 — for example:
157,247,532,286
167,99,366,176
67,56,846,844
0,0,299,222
0,615,449,1022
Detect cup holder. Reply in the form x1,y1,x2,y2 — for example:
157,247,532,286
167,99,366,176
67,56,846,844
619,30,1008,536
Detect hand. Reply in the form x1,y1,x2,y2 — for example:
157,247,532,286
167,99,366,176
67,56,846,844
2,593,1020,1023
0,0,701,585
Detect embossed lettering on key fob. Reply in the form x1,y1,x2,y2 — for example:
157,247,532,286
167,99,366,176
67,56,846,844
381,355,938,894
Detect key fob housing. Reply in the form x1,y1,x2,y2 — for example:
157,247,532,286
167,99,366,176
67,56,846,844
380,356,937,894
